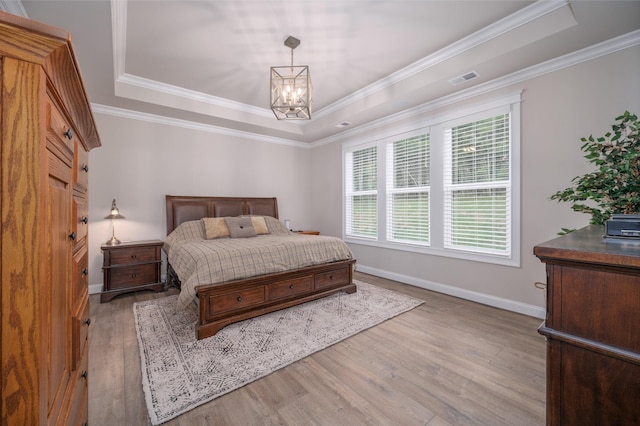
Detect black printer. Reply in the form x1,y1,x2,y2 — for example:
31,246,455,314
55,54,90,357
605,214,640,238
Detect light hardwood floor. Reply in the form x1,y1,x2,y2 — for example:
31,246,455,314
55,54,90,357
88,272,546,425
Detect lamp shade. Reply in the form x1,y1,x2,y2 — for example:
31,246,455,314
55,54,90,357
104,199,124,219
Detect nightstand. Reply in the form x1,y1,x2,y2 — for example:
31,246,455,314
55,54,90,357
295,230,320,235
101,240,164,303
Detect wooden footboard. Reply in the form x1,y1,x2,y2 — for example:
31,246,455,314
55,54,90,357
195,259,356,339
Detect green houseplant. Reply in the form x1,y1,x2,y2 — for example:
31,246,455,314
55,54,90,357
551,111,640,232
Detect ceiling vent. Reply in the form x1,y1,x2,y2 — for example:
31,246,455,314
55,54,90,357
449,71,479,86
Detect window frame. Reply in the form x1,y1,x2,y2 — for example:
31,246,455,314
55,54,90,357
342,93,521,267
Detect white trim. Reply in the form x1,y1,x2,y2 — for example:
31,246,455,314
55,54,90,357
91,104,310,148
89,283,102,295
108,0,576,128
312,29,640,148
342,92,522,267
116,73,274,119
356,264,545,319
0,0,27,17
314,0,573,120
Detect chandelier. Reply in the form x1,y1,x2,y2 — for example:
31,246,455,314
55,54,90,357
270,36,312,120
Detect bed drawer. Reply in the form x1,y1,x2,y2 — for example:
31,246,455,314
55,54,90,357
209,287,266,315
109,246,158,265
268,276,313,301
315,266,350,290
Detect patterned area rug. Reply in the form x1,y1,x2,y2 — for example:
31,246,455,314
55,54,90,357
133,280,423,425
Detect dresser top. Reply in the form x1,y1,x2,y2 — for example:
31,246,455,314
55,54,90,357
534,225,640,268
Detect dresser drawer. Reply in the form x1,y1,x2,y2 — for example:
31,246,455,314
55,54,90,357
73,247,89,303
315,266,350,290
73,141,89,191
72,296,89,371
65,345,88,426
207,287,265,315
47,96,75,154
268,276,313,301
109,264,158,289
72,195,88,244
109,246,158,265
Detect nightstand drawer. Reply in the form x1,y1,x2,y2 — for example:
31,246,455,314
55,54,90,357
109,246,158,265
109,264,158,289
315,266,350,290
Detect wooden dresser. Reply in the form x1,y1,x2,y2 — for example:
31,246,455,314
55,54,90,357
0,12,101,425
534,225,640,425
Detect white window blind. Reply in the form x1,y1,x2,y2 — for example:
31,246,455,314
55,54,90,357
386,133,430,245
345,146,377,238
444,112,511,254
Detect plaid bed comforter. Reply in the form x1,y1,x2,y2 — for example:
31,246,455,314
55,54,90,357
164,218,354,309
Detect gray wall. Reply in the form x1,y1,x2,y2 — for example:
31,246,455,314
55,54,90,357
308,45,640,317
88,44,640,317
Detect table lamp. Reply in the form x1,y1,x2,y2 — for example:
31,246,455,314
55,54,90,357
104,199,125,245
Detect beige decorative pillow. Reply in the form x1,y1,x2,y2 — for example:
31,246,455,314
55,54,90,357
251,216,269,234
202,217,230,239
224,217,257,238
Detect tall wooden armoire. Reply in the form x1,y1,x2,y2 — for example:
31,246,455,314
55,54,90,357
0,12,101,425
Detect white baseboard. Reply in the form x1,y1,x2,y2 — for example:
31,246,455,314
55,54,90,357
355,264,546,319
89,283,102,295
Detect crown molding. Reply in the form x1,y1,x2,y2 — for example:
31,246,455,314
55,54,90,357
312,29,640,148
110,0,574,125
96,29,639,149
313,0,574,120
0,0,27,17
91,103,309,148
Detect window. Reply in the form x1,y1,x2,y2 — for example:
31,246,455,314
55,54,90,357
444,113,510,255
343,94,520,266
386,133,430,245
345,145,377,239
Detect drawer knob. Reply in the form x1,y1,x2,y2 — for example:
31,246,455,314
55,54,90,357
81,371,88,380
289,284,294,289
237,296,243,302
81,164,89,173
82,268,88,276
131,254,137,259
63,128,73,139
329,274,334,280
68,231,76,241
85,317,91,326
131,274,137,278
81,216,88,224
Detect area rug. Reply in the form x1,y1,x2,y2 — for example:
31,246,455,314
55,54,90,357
133,280,423,425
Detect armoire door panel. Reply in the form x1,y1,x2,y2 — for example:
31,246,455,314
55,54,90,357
46,148,72,423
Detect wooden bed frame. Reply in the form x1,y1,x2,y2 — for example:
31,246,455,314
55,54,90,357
164,195,357,340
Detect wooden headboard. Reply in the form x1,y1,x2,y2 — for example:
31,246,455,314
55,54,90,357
165,195,279,235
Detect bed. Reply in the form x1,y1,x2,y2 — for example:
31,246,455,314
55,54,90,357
164,195,357,339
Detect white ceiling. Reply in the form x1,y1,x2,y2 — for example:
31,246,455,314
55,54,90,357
12,0,640,144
